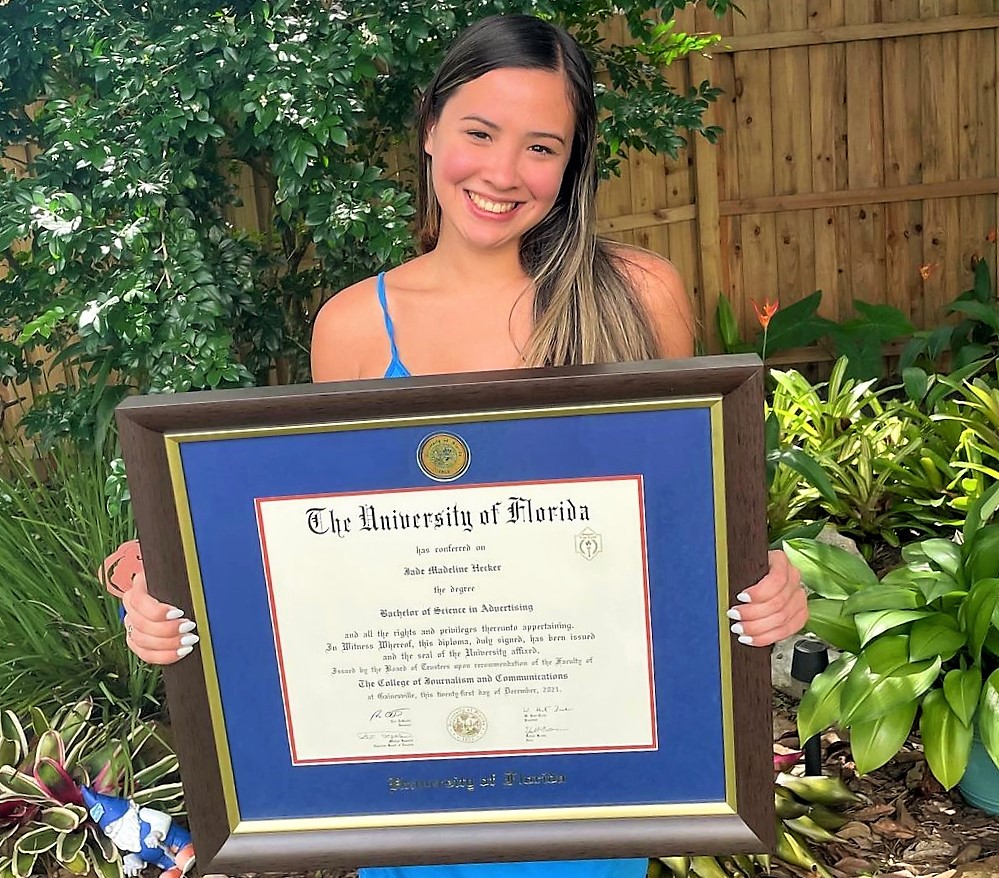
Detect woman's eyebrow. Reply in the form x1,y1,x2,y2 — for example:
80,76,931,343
460,114,567,145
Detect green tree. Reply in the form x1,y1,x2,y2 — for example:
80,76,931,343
0,0,734,446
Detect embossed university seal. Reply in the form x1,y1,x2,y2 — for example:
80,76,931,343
417,432,470,482
446,706,487,743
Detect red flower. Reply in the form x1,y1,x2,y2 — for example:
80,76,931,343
751,298,779,330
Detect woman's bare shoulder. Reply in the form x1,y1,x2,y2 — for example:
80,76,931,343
310,275,385,382
607,242,695,358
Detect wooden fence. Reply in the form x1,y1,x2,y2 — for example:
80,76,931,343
595,0,999,359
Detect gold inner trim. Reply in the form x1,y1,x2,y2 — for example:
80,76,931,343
233,801,738,834
163,395,735,832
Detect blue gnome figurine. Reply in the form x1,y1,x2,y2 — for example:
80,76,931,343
82,786,196,878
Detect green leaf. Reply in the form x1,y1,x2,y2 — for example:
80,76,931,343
944,667,982,727
946,300,999,332
804,599,863,653
840,655,940,725
964,481,999,545
850,699,919,774
903,367,928,403
14,827,59,855
863,634,913,675
963,579,999,665
908,614,967,662
855,609,933,646
55,830,87,865
852,300,914,340
797,654,857,741
919,687,973,789
915,538,964,580
715,294,742,353
783,539,877,598
843,585,922,615
978,668,999,771
966,527,999,585
770,448,837,503
757,291,833,353
40,806,82,832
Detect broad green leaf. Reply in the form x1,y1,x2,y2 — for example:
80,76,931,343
783,539,877,598
843,585,922,615
840,655,941,725
963,579,999,665
863,635,912,675
978,668,999,771
917,573,964,605
855,609,933,646
55,830,87,865
40,806,82,832
34,729,65,766
966,527,999,585
944,667,983,727
797,654,857,741
804,599,863,653
965,481,999,545
13,849,37,878
903,367,928,403
852,300,914,340
915,539,964,580
772,447,838,503
909,614,967,662
919,688,973,789
13,827,58,855
0,712,26,764
851,699,919,775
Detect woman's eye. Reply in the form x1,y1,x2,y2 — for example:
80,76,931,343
530,144,556,155
467,130,490,140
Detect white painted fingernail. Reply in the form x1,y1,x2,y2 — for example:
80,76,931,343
726,608,741,621
166,607,184,620
737,592,752,603
177,645,194,658
180,634,200,647
730,623,745,636
738,634,754,645
178,620,197,634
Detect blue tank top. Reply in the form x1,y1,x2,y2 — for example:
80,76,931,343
377,272,412,378
367,274,647,878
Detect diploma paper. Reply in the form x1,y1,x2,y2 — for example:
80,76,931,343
256,477,656,764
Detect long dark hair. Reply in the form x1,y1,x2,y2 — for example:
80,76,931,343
415,14,661,365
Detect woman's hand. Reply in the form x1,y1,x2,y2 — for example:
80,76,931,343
727,550,807,648
100,540,199,665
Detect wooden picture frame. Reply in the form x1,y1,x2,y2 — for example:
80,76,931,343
116,355,772,872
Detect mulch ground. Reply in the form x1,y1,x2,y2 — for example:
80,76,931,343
771,694,999,878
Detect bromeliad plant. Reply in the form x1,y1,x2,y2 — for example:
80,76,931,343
0,697,183,878
789,483,999,789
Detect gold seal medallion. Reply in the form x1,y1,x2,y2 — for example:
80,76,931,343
446,706,487,743
417,432,470,482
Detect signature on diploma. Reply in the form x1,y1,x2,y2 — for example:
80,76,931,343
523,705,572,741
369,708,412,728
524,724,568,741
357,730,415,748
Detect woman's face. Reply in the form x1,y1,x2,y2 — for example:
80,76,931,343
424,66,576,255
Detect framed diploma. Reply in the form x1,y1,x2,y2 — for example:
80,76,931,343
116,355,773,872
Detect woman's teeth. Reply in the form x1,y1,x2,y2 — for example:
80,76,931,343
468,192,517,214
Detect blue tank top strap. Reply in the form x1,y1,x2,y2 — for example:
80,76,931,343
376,272,411,378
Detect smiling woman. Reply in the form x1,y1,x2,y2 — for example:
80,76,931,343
105,12,808,878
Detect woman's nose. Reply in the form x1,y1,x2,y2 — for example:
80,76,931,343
482,147,520,190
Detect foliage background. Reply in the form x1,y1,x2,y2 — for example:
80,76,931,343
0,0,733,446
